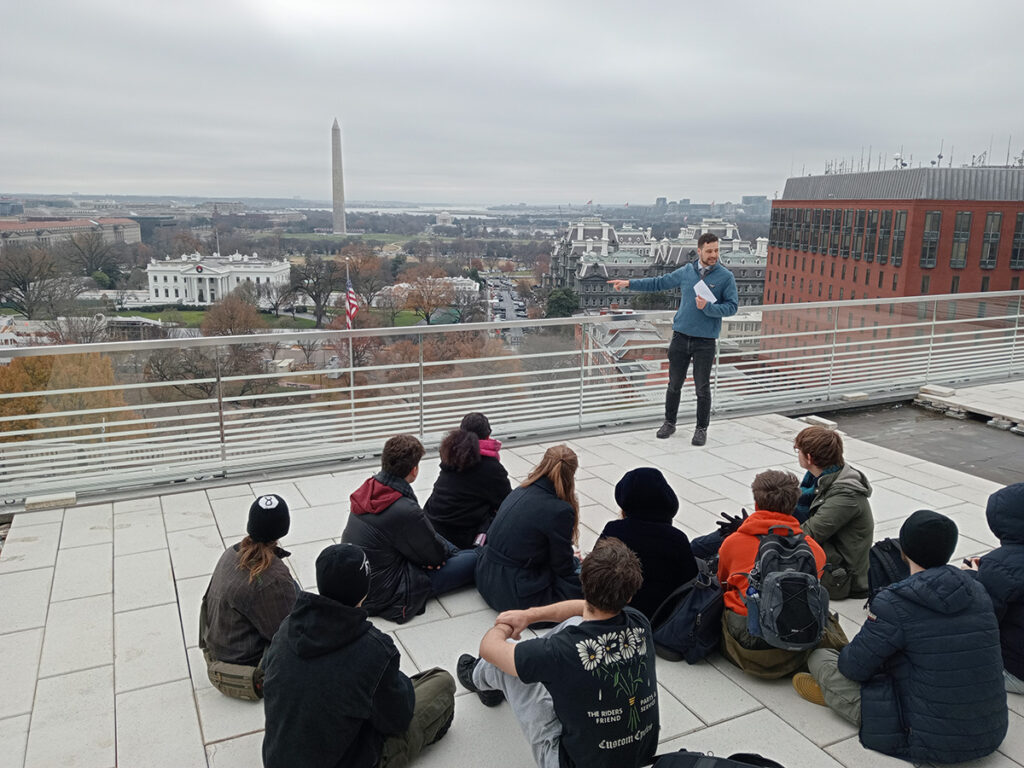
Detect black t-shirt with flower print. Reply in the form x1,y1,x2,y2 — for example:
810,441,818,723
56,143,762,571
514,607,659,768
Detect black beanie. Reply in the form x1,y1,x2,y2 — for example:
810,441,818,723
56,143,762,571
316,543,371,606
615,468,679,523
246,494,290,543
899,509,958,569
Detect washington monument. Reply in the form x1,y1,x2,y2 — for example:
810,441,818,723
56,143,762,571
331,117,346,234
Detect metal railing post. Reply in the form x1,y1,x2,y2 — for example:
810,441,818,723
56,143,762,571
418,333,425,440
1010,296,1022,376
215,345,227,467
711,340,721,415
825,309,839,400
578,321,586,431
924,298,938,382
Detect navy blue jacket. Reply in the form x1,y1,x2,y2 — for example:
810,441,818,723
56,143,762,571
838,566,1007,763
973,482,1024,679
475,477,582,611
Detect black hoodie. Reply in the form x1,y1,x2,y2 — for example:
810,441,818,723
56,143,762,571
262,591,414,768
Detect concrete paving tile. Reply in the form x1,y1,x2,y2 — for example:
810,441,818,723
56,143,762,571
692,473,757,506
39,594,113,678
206,732,265,768
579,502,618,535
436,584,491,618
413,688,538,768
708,442,795,470
998,710,1024,767
395,609,503,675
162,490,216,532
207,483,256,500
874,477,962,510
209,495,253,541
659,708,843,768
0,521,60,575
575,475,616,507
825,735,930,768
384,631,421,676
167,525,225,579
287,503,345,546
187,646,266,744
116,679,207,768
946,750,1024,768
653,654,762,726
113,496,161,514
0,714,30,768
868,485,935,523
578,521,601,555
655,682,705,741
0,629,43,719
657,467,730,505
51,542,112,602
114,549,176,613
24,665,115,768
943,502,1001,548
292,474,341,507
59,504,112,548
113,508,166,556
1008,690,1024,719
672,450,744,480
176,574,210,648
11,508,64,526
114,602,189,693
0,567,53,634
283,539,334,590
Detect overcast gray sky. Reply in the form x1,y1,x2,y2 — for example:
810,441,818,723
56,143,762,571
3,0,1022,204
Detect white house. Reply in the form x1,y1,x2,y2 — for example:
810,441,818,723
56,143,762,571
146,252,291,305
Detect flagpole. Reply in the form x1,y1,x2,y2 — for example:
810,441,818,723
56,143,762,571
346,259,355,440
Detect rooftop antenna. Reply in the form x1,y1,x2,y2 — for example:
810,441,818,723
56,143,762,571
934,139,944,168
867,145,872,171
949,145,954,167
1007,135,1013,166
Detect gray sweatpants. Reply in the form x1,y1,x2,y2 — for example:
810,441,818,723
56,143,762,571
808,648,862,725
471,616,583,768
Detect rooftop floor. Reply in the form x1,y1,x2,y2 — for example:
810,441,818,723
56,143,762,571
1,402,1022,768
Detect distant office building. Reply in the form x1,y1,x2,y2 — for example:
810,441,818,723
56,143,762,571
146,252,291,304
0,217,141,251
0,198,25,216
765,167,1024,305
741,195,771,217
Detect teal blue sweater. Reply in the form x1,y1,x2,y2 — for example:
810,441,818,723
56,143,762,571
629,261,738,339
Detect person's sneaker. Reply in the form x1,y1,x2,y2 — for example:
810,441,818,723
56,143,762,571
656,421,676,439
691,427,707,446
457,654,504,707
792,673,827,706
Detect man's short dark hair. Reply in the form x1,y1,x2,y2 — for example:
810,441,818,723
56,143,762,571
697,233,719,249
580,537,642,613
381,434,424,478
751,469,801,515
794,426,844,467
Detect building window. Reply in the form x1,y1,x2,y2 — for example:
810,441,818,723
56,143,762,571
811,209,821,252
173,276,178,283
980,212,1001,269
174,289,179,298
153,288,158,297
921,275,930,294
1011,213,1024,269
828,285,833,299
892,210,907,266
841,264,847,280
841,209,852,258
950,275,960,293
920,211,941,268
981,276,990,292
865,268,870,285
164,288,169,297
877,210,892,264
950,211,971,268
853,266,858,282
852,209,865,260
892,273,898,290
878,270,884,288
839,287,844,300
1012,276,1020,290
163,275,168,282
865,210,878,262
830,262,835,278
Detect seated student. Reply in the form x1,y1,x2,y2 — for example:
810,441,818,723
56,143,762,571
793,426,874,600
262,543,456,768
200,494,299,700
342,435,478,624
458,538,660,768
794,510,1008,764
718,469,837,679
963,482,1024,694
424,412,512,549
476,444,583,612
597,467,698,619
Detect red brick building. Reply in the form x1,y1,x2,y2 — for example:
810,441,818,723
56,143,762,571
764,167,1024,305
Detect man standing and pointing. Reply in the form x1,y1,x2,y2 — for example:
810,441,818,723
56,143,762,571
609,232,737,445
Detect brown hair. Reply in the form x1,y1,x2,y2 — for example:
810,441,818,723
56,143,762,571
794,426,844,468
439,429,481,471
580,537,643,613
381,434,425,477
521,444,580,544
237,536,278,583
697,232,719,249
751,469,801,515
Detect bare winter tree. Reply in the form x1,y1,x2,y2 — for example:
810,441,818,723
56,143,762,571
293,255,344,328
44,313,109,345
0,244,83,319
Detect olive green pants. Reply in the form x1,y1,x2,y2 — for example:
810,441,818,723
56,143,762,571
378,668,456,767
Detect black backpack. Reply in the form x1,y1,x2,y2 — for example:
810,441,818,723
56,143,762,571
650,749,786,767
741,525,829,651
868,537,909,598
651,557,724,663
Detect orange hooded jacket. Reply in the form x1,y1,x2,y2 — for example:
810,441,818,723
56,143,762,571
717,509,826,615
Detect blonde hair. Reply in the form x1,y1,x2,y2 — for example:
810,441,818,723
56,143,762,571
237,536,278,583
521,444,580,544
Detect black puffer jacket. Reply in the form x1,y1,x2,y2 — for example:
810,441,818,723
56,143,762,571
424,455,511,549
262,591,414,768
839,566,1007,763
341,472,451,623
475,477,582,611
973,482,1024,679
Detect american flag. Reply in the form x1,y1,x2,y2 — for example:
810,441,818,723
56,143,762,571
345,277,360,329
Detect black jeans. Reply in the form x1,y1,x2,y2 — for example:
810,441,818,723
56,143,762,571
665,332,715,428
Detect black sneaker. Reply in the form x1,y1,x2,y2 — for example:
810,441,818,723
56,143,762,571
691,427,707,446
456,654,504,707
656,421,676,439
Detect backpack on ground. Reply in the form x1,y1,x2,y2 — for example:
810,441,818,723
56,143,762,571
648,748,786,767
868,537,909,599
741,525,829,651
651,557,724,663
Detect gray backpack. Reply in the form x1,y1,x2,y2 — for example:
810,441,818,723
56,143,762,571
742,525,829,651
